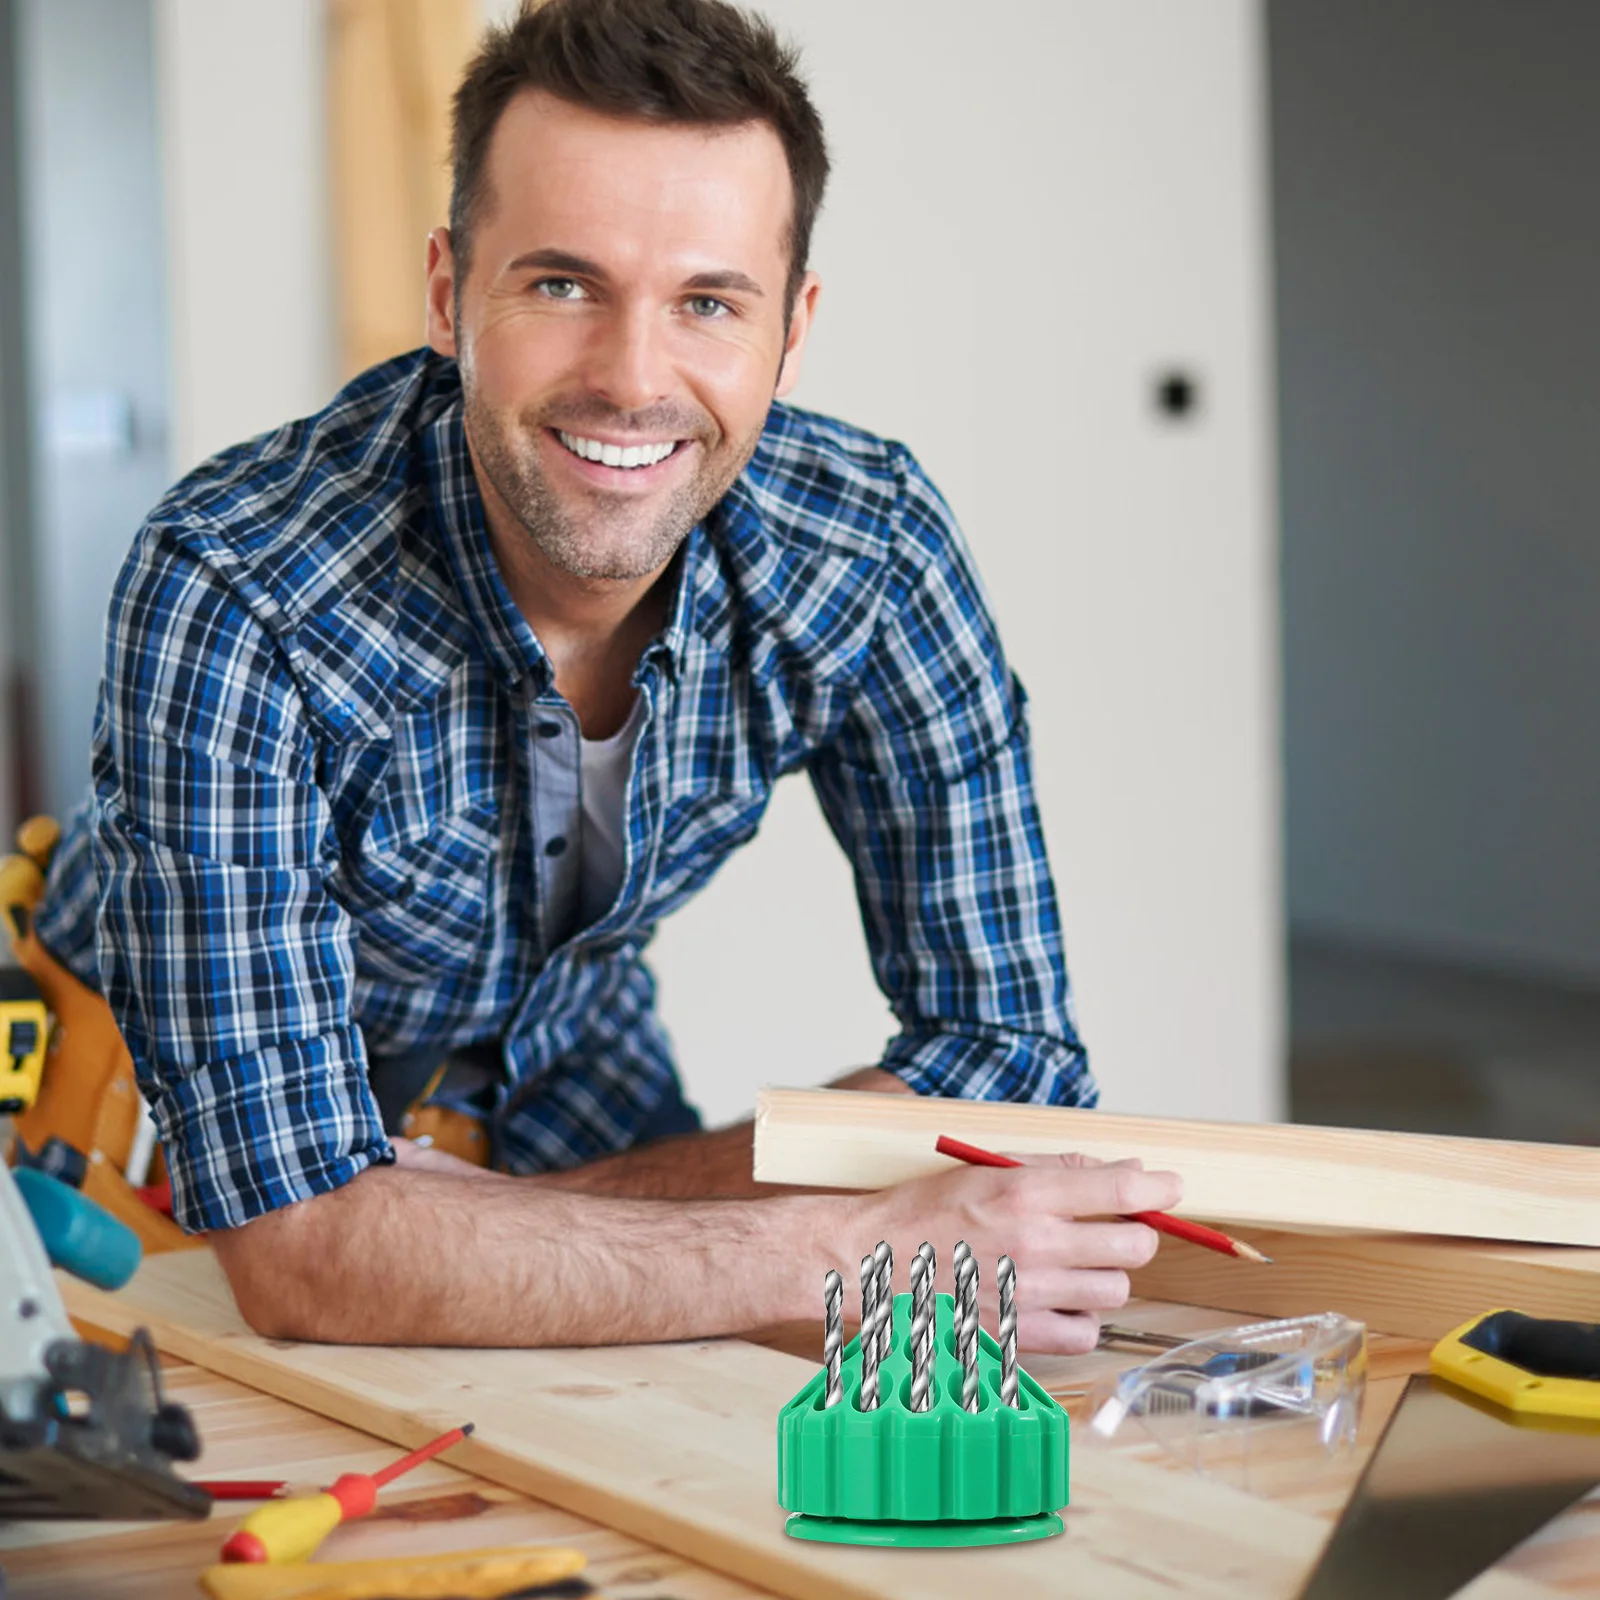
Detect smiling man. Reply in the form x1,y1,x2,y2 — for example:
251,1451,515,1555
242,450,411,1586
32,0,1181,1349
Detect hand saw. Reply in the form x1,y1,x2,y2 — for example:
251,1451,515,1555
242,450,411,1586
1296,1309,1600,1599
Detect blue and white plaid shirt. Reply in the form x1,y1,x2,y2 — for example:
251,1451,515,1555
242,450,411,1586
35,349,1093,1233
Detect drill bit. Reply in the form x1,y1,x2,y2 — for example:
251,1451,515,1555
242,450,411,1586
955,1241,979,1412
951,1239,971,1405
916,1242,936,1401
915,1241,934,1408
908,1249,931,1411
859,1254,880,1410
822,1269,843,1408
997,1254,1018,1408
875,1240,893,1362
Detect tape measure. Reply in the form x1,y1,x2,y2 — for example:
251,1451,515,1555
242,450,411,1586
1431,1309,1600,1420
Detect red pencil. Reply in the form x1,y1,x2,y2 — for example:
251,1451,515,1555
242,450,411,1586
934,1134,1272,1265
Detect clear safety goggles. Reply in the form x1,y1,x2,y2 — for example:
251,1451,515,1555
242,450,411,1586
1085,1311,1368,1490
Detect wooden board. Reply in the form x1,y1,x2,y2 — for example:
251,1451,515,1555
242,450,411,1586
57,1251,1560,1600
753,1088,1600,1246
327,0,480,380
1129,1224,1600,1341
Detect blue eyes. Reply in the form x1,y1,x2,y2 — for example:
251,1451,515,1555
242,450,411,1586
532,279,732,318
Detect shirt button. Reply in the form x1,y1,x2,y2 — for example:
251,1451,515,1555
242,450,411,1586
545,836,568,857
536,720,562,738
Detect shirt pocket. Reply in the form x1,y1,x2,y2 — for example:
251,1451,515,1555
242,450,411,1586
337,801,499,983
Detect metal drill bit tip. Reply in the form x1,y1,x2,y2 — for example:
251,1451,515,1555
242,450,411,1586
908,1249,933,1412
955,1242,979,1412
822,1269,843,1408
997,1253,1019,1409
873,1240,893,1363
859,1254,881,1410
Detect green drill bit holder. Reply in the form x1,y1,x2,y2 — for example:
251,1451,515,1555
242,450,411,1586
777,1291,1068,1547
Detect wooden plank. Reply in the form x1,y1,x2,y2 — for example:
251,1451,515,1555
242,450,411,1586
56,1250,1560,1600
326,0,479,381
753,1088,1600,1246
1128,1225,1600,1342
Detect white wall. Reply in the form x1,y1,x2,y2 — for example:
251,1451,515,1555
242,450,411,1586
653,1,1284,1124
153,0,336,476
1276,0,1600,981
159,0,1285,1127
18,0,172,812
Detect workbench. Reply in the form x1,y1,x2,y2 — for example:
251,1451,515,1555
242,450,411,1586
5,1291,1598,1599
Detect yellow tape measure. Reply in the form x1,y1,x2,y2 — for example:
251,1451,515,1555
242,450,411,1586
1432,1309,1600,1420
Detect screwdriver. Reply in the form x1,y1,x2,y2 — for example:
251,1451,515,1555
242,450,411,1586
220,1422,474,1563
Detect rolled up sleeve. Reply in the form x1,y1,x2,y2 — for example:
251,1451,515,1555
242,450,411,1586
91,520,389,1232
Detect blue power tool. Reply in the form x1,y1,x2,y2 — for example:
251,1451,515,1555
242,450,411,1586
0,1148,209,1523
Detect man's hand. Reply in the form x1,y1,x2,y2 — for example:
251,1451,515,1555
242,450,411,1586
844,1154,1182,1355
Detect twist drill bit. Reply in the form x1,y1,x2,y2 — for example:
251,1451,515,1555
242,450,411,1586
997,1254,1019,1408
823,1270,843,1408
908,1249,932,1412
950,1240,971,1408
875,1240,893,1362
859,1254,881,1410
868,1242,892,1374
915,1241,937,1405
955,1242,979,1412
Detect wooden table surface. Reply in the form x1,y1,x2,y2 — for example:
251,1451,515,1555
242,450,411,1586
5,1296,1599,1599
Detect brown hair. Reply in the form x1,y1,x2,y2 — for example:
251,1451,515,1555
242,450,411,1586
450,0,830,309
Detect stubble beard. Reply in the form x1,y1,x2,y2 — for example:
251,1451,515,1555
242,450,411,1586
464,385,765,583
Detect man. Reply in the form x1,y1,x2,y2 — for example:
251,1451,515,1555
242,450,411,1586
34,0,1180,1349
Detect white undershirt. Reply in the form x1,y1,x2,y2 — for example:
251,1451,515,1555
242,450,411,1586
578,695,645,928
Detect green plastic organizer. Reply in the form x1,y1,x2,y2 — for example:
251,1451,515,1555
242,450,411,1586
777,1291,1068,1547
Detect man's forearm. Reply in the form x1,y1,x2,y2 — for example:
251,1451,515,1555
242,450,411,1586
531,1067,912,1199
214,1164,846,1346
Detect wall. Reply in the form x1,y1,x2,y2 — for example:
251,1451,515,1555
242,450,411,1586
650,0,1284,1123
154,0,335,477
154,0,1285,1126
16,0,172,812
1275,0,1600,979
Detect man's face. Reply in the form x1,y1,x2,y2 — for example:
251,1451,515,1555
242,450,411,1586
426,91,819,586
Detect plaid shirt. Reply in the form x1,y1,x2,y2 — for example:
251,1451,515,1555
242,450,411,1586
35,349,1092,1233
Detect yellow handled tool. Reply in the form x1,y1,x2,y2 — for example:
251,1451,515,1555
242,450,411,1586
199,1544,587,1600
220,1424,473,1564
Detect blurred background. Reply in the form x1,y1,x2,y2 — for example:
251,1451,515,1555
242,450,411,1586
0,0,1595,1143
